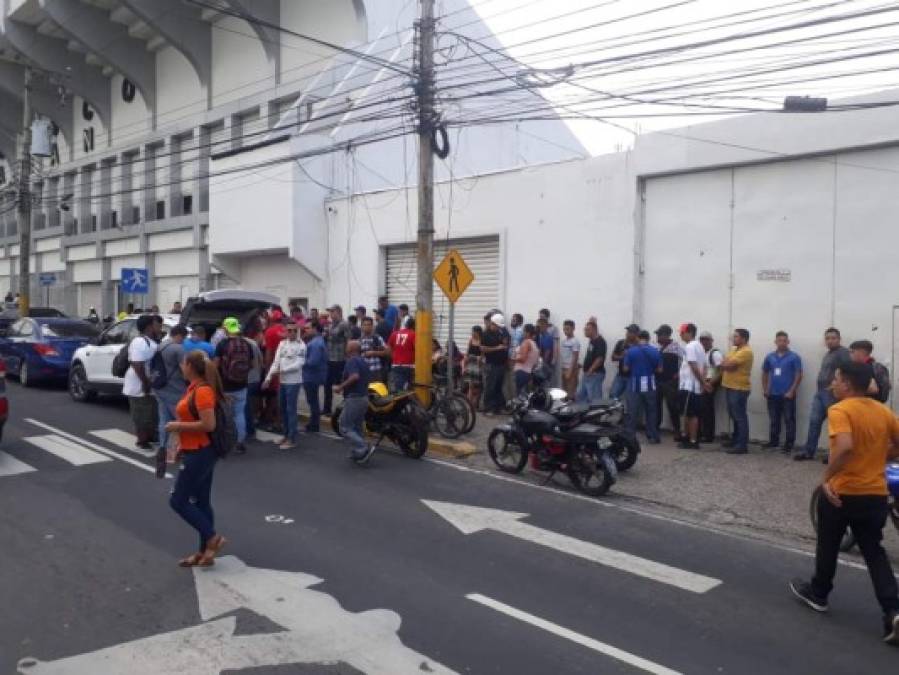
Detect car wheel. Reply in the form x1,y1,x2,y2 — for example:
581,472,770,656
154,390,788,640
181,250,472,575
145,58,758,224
68,363,96,402
19,361,31,387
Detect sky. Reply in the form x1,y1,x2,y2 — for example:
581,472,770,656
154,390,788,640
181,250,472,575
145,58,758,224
450,0,899,155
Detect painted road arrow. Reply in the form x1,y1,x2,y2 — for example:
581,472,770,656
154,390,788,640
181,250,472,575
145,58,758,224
18,556,456,675
422,500,721,594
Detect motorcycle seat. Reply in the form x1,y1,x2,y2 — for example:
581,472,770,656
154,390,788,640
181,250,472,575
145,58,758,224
369,394,396,408
555,402,589,420
556,423,609,442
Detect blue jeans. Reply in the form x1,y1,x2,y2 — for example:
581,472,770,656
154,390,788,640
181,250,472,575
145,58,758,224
156,397,177,451
228,387,248,443
514,369,531,396
767,394,796,447
577,371,606,405
389,366,414,394
340,395,369,456
304,381,322,431
725,388,750,450
245,381,260,437
169,445,217,552
609,373,627,400
626,389,659,442
803,389,835,458
279,383,301,441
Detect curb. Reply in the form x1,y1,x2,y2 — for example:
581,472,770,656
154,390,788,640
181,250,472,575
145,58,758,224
297,411,480,459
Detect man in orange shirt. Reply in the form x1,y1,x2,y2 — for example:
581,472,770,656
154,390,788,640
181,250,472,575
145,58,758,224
790,361,899,645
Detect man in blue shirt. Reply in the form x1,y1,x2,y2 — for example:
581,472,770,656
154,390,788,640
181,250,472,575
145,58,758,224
333,341,373,464
762,331,803,452
302,322,328,432
622,330,662,444
182,325,216,358
378,295,399,332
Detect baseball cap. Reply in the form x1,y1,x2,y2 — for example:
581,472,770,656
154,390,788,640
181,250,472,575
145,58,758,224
625,323,640,334
491,313,506,329
654,324,673,337
223,317,241,335
327,304,342,312
354,305,366,312
699,330,714,340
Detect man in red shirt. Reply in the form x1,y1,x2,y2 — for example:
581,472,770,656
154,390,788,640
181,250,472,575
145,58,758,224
387,317,416,393
261,308,288,429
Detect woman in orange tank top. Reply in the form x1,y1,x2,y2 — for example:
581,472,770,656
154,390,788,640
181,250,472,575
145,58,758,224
164,351,228,567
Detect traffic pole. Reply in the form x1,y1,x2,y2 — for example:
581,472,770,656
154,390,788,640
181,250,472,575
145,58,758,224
16,66,32,317
414,0,436,405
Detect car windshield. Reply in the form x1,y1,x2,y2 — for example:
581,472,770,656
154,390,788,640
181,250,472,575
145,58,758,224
41,323,100,339
30,308,66,317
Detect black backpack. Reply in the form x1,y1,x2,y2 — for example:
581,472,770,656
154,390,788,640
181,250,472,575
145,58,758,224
220,337,251,385
150,343,174,390
188,386,238,458
111,337,151,378
873,362,892,403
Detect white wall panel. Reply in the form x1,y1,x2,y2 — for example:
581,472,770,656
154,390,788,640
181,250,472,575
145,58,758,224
155,250,199,277
72,260,102,283
239,254,319,309
148,230,194,252
105,238,141,257
211,17,272,107
280,0,366,84
67,244,96,261
39,250,65,273
110,74,150,142
77,282,102,317
35,237,61,253
156,46,204,127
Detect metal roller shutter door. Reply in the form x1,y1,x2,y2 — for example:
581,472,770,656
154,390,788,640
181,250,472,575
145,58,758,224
77,283,102,317
385,236,500,347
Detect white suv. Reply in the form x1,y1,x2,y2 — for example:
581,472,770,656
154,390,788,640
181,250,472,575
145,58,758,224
68,290,278,402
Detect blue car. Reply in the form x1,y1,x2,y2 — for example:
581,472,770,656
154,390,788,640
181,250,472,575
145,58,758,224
0,317,100,386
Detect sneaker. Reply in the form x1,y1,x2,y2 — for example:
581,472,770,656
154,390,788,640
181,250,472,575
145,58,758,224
354,445,377,465
883,612,899,645
789,579,828,612
278,441,296,450
678,440,700,450
234,443,247,455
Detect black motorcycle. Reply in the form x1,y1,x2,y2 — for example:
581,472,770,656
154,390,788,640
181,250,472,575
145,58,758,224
487,390,618,497
331,385,430,458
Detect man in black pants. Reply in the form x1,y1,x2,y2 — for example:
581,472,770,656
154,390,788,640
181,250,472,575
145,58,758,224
790,361,899,645
654,324,683,441
481,313,510,414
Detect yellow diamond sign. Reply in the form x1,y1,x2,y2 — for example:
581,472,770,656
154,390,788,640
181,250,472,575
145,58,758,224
434,248,474,303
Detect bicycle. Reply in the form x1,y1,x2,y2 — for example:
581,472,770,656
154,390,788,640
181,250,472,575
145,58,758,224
415,381,474,439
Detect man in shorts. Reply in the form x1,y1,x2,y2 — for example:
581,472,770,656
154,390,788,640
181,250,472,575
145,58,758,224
677,322,708,449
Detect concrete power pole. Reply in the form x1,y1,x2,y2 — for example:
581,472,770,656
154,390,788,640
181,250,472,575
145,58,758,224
414,0,436,401
16,66,32,317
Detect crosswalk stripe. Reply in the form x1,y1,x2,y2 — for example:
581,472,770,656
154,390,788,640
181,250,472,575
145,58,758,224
24,435,112,466
0,451,37,477
89,429,155,458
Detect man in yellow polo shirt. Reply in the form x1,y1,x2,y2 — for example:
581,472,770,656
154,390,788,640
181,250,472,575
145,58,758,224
720,328,754,454
790,361,899,644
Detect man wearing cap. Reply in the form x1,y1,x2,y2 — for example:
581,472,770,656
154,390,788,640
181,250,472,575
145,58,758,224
183,325,215,358
323,304,353,416
699,331,724,443
214,317,258,454
610,324,641,400
655,324,684,441
720,328,755,454
677,322,708,449
481,313,510,414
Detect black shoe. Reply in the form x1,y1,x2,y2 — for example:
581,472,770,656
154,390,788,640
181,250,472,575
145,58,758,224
678,440,700,449
354,445,377,465
700,437,715,443
721,439,734,449
781,444,794,454
793,453,813,462
789,579,828,612
154,448,167,479
884,612,899,645
234,443,247,455
725,447,748,455
763,442,779,449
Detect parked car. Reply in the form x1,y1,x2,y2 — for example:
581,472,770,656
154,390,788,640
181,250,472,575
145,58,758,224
68,290,278,402
0,318,100,386
0,307,68,335
0,359,7,442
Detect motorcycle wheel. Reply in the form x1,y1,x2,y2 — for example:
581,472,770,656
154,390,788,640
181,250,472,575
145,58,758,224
396,401,429,459
455,393,477,434
487,428,527,474
434,395,470,439
809,486,856,552
610,435,640,473
568,448,614,497
330,405,344,436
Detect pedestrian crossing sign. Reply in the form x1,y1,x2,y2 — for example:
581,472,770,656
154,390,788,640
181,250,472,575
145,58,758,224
433,249,474,303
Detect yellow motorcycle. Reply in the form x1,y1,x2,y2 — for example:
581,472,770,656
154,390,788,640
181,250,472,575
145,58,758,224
331,382,430,458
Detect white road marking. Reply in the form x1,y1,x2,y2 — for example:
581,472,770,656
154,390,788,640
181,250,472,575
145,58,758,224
17,555,457,674
424,500,721,594
89,429,155,457
0,451,37,477
24,435,112,466
25,419,171,478
467,593,682,675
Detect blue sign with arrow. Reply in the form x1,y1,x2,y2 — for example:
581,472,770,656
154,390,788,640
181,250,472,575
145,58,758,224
121,267,149,295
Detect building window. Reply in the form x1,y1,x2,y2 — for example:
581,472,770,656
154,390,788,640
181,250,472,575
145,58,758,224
111,210,118,229
155,200,165,220
91,214,97,232
182,195,193,215
132,205,140,224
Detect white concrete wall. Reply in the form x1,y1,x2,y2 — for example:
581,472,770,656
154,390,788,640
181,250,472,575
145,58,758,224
156,46,204,129
109,74,150,143
211,16,273,107
239,254,322,309
280,0,366,82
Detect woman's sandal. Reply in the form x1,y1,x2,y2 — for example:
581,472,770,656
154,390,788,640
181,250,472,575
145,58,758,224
197,535,227,567
178,553,204,568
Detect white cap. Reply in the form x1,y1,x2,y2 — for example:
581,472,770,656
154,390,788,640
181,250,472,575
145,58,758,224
699,330,713,340
491,313,506,328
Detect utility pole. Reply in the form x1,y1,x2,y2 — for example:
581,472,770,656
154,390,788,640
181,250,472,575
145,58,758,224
16,66,32,317
414,0,436,403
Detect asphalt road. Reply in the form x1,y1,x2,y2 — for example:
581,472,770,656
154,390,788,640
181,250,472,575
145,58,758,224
1,381,896,674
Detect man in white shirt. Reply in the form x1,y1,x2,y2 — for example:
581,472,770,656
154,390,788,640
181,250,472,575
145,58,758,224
123,314,162,450
677,322,708,449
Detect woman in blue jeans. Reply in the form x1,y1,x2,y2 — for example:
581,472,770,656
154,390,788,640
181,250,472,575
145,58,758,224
164,351,227,568
263,323,306,449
